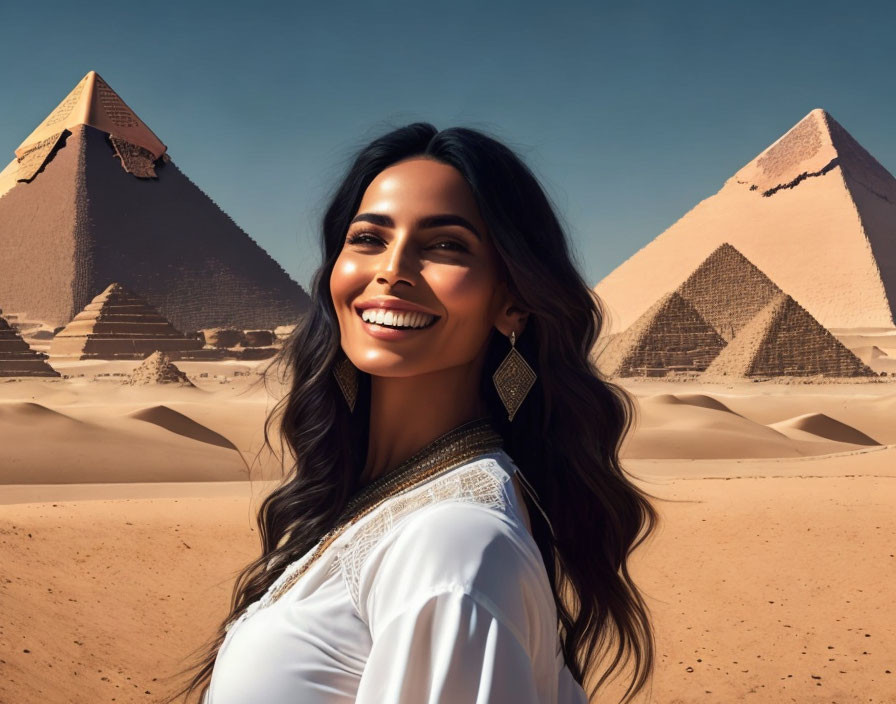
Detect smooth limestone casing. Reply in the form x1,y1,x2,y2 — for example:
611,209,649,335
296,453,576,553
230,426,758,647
594,109,896,335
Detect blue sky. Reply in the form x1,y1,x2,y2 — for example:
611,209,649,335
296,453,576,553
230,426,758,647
1,0,894,292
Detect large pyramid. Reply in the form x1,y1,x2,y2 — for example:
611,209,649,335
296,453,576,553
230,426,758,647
0,312,60,377
594,109,896,335
49,282,204,360
703,292,877,379
0,71,309,333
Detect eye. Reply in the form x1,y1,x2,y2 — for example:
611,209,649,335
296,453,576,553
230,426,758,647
346,232,382,246
431,240,469,253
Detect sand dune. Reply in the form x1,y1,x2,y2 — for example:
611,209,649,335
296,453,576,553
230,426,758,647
128,405,238,450
624,394,829,459
0,401,87,425
852,344,889,360
621,389,891,459
649,392,741,414
698,389,896,446
770,412,881,446
0,401,248,484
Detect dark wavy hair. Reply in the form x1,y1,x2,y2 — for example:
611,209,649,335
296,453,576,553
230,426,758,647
163,123,660,703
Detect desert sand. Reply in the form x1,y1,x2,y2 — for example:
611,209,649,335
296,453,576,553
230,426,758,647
1,362,894,703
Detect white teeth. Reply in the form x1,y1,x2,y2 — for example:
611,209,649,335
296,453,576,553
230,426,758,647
360,309,436,328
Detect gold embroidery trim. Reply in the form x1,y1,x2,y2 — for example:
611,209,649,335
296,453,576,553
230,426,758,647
263,417,503,608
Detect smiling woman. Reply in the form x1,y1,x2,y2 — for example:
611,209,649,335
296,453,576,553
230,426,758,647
166,123,660,704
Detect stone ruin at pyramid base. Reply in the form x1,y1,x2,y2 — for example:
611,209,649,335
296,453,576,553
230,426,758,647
123,350,195,387
610,368,704,379
162,346,280,362
49,336,204,361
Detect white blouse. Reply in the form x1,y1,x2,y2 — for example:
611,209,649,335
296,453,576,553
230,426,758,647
203,449,589,704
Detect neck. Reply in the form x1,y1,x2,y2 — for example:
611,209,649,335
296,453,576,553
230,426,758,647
361,360,487,484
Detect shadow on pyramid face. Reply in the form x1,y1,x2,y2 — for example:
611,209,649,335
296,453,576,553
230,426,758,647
0,71,310,335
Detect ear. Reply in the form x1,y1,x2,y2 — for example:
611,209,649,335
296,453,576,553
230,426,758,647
494,292,530,339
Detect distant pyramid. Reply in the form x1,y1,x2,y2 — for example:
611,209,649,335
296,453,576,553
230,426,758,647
595,291,726,377
703,292,877,378
594,109,896,335
124,351,194,386
49,282,204,360
676,242,784,342
0,312,60,377
0,71,309,332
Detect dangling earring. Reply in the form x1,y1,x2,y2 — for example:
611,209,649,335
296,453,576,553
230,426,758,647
492,330,536,421
333,354,358,413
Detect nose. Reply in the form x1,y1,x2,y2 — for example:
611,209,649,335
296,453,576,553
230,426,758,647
374,232,417,287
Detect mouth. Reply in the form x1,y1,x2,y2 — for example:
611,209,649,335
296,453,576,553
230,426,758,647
355,307,440,336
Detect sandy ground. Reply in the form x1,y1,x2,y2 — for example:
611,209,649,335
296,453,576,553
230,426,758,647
1,364,894,703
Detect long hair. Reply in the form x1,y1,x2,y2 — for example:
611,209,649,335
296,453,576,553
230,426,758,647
164,123,660,703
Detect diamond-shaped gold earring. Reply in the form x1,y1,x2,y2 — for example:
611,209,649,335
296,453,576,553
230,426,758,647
333,354,358,412
492,330,536,421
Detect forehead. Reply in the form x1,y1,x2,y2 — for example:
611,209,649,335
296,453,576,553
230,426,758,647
358,158,483,222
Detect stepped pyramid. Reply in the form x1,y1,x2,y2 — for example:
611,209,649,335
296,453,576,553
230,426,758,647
676,243,785,342
594,108,896,335
0,70,309,332
0,311,60,377
49,282,203,360
124,351,194,386
595,291,726,377
703,291,877,378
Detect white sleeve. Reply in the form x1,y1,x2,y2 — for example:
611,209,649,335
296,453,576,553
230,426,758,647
352,501,556,704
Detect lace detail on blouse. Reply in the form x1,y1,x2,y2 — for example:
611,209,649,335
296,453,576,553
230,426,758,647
224,454,513,634
335,457,510,613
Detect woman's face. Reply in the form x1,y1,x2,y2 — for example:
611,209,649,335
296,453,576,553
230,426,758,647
330,156,517,378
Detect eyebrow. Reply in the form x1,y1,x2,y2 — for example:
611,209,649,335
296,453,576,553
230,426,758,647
349,213,483,241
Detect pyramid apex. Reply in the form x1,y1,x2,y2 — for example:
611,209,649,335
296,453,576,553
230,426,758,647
732,109,836,193
729,106,896,197
14,71,166,161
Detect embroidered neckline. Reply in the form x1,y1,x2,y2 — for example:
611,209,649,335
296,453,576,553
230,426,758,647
336,457,512,612
225,417,504,630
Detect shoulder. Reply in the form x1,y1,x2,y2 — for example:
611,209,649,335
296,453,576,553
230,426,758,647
384,497,539,587
363,500,553,652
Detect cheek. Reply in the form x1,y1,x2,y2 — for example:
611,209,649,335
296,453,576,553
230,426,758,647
329,255,366,325
425,264,497,324
330,254,362,298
